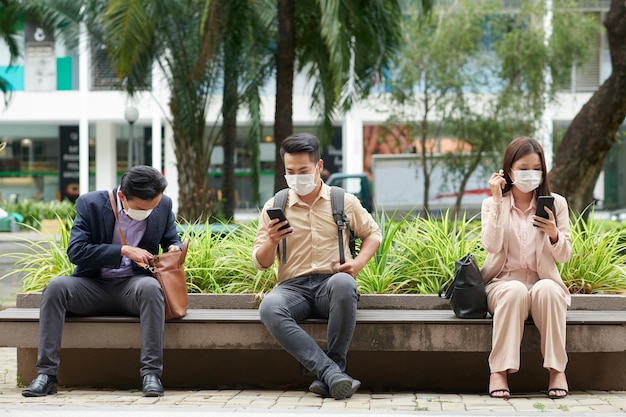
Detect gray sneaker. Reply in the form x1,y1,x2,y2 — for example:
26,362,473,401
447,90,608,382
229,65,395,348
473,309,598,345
326,373,361,400
309,380,331,398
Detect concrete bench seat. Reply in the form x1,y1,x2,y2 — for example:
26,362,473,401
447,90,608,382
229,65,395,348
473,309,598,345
1,293,625,392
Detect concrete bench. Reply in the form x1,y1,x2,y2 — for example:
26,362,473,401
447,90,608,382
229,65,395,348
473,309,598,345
1,293,625,392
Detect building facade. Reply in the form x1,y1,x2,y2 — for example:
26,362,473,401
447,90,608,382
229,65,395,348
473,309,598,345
1,2,624,214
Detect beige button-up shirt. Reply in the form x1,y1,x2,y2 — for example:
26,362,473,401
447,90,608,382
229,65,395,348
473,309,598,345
253,184,382,283
503,193,539,273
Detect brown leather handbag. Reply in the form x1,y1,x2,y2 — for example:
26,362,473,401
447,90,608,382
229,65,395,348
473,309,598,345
108,191,189,320
146,240,189,320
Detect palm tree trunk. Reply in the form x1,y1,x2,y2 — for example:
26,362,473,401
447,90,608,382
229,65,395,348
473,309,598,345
273,0,295,193
170,93,214,223
222,56,238,220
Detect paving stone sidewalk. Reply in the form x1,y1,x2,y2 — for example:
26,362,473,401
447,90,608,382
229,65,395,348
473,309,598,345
1,348,625,416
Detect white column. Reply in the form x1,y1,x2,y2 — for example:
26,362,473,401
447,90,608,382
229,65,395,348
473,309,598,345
342,106,364,174
163,122,179,215
78,21,90,194
151,62,163,171
341,36,364,175
95,122,117,190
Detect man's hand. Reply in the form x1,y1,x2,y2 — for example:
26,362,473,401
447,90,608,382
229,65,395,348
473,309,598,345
255,218,293,269
268,218,293,245
167,244,182,252
121,245,154,265
331,236,379,278
331,258,363,278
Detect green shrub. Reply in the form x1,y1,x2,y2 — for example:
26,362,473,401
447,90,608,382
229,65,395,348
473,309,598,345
2,213,625,295
356,212,413,294
0,199,76,229
559,212,626,294
4,219,75,292
357,211,483,294
178,220,276,295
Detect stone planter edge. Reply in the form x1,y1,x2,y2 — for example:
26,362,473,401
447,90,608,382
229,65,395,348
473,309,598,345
15,292,626,310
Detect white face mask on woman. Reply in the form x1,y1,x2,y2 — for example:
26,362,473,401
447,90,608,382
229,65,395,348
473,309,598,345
284,169,318,196
512,170,543,193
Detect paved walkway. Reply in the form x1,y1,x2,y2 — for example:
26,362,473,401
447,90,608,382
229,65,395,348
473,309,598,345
0,348,625,416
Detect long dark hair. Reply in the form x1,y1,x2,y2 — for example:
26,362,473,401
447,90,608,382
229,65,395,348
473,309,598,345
501,137,551,197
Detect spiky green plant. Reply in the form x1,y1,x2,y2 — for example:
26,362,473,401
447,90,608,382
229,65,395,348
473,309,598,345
0,199,76,229
2,217,74,292
560,211,626,294
357,211,414,294
392,212,483,294
179,220,277,295
2,213,626,296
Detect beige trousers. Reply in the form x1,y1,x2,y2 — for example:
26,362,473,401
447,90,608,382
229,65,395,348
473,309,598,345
486,270,568,374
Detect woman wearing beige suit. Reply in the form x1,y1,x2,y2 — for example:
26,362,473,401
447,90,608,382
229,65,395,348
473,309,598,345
481,137,572,400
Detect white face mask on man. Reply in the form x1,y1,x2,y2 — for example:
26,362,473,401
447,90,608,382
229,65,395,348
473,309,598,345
512,170,543,193
124,207,153,221
120,195,153,221
284,169,319,196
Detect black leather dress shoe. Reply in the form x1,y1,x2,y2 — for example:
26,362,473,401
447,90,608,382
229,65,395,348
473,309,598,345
142,374,164,397
22,374,58,397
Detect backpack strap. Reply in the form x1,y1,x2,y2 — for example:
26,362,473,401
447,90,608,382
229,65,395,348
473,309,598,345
273,188,290,264
330,186,349,265
273,186,355,266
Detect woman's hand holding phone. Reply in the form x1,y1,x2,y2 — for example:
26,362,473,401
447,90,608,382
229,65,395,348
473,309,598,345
533,196,558,243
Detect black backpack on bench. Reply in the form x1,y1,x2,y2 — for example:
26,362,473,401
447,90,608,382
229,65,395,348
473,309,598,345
273,186,357,264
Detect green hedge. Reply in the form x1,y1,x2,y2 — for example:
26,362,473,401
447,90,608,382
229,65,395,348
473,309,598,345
0,199,76,229
2,213,626,296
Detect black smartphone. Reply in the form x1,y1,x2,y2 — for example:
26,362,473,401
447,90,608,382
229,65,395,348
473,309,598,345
267,207,291,231
535,195,555,220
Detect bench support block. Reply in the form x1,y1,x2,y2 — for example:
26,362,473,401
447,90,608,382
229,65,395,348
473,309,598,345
16,348,626,392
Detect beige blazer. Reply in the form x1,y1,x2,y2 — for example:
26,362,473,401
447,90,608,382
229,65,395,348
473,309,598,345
480,193,573,305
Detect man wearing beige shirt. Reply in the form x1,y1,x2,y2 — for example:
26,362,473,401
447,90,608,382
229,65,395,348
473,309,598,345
253,133,382,400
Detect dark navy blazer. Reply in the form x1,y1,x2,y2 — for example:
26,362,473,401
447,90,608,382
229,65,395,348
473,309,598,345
67,188,181,278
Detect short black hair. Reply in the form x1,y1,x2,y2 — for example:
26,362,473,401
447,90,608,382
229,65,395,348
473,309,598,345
120,165,168,200
280,132,321,162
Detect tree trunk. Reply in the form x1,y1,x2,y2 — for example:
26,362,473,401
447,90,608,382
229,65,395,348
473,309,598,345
175,139,214,222
273,0,295,193
453,146,484,219
419,135,430,216
550,0,626,215
170,94,213,223
221,56,238,220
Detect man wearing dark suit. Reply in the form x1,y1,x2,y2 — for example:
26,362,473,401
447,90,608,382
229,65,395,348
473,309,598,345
22,165,182,398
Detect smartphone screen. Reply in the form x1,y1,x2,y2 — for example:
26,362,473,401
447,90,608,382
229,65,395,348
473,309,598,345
535,196,555,219
267,208,291,231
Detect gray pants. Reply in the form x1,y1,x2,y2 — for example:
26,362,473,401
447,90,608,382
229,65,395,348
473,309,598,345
36,274,165,378
258,273,358,384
